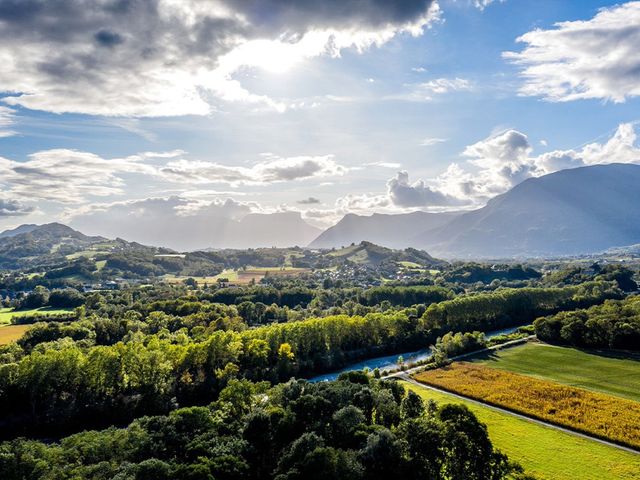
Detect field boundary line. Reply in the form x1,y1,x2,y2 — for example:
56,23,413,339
400,375,640,456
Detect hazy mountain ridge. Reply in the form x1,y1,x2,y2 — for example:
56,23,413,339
309,211,460,249
0,223,165,269
418,163,640,258
310,163,640,258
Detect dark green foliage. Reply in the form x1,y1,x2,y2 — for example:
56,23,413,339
0,281,620,437
444,263,541,284
361,286,453,307
421,281,622,334
535,295,640,350
0,377,522,480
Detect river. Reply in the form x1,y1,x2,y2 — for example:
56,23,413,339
309,325,523,382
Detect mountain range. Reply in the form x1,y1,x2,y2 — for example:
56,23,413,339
3,163,639,258
309,211,460,249
308,163,640,258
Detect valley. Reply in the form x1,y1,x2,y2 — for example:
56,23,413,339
0,223,638,480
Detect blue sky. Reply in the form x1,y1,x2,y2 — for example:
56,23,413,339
0,0,639,242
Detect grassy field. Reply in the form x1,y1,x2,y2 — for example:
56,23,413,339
414,363,640,449
164,267,310,286
0,324,31,345
403,381,640,480
473,342,640,402
0,307,73,325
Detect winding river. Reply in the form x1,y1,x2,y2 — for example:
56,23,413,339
309,325,523,382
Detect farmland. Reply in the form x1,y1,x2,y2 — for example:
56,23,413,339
0,307,73,325
0,324,31,345
164,266,310,286
413,362,640,449
402,381,640,480
474,342,640,402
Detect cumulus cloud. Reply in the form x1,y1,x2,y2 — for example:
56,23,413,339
0,0,439,116
505,2,640,103
67,196,259,250
436,122,640,204
0,106,16,137
332,122,640,216
159,154,348,185
387,170,460,207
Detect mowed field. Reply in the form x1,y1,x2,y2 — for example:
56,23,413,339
473,342,640,402
0,324,31,345
414,363,640,449
402,382,640,480
0,307,72,325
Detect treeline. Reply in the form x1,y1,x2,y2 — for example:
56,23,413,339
421,281,622,334
0,311,423,436
17,286,84,309
0,281,620,437
0,375,528,480
535,295,640,350
443,263,541,284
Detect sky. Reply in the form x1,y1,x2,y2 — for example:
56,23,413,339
1,0,640,240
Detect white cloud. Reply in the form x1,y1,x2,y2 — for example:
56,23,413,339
0,106,17,138
0,148,348,205
0,0,440,116
418,77,473,95
505,2,640,103
387,170,461,207
419,137,447,146
334,122,640,216
393,77,473,101
436,122,640,204
364,161,402,168
474,0,505,10
0,149,162,203
159,154,348,185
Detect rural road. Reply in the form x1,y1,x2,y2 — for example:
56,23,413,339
398,374,640,456
383,335,536,379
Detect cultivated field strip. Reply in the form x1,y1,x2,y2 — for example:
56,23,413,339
413,363,640,450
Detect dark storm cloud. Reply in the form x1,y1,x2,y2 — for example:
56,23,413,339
94,29,123,47
227,0,436,32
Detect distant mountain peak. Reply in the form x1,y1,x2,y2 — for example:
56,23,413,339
418,163,640,258
309,210,461,249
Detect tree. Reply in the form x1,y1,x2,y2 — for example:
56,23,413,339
401,390,425,419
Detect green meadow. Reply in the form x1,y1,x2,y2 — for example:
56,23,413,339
473,342,640,402
403,381,640,480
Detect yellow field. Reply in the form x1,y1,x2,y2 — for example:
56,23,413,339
0,325,31,345
414,363,640,449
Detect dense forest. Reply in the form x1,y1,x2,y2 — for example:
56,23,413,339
0,280,622,437
535,295,640,350
0,374,531,480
